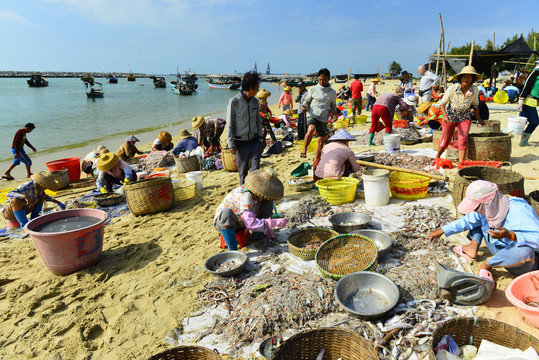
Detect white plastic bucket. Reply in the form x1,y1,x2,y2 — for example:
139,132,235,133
362,169,390,207
186,171,203,190
383,134,401,153
507,116,528,135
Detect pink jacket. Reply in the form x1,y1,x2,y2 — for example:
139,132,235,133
315,142,362,179
278,92,293,108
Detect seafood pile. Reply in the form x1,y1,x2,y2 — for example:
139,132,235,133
399,205,456,237
138,152,175,171
211,259,241,273
393,127,421,140
374,153,437,174
284,195,331,228
356,131,385,145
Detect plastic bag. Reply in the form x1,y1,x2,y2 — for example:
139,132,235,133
434,335,462,357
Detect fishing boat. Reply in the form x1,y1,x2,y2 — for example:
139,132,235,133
84,81,104,98
206,76,241,89
27,74,49,87
334,74,348,83
283,78,317,87
80,73,94,83
172,69,199,95
151,76,167,88
106,74,118,83
127,73,136,81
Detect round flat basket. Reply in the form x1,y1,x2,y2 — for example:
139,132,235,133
427,317,539,360
316,234,378,280
147,345,222,360
125,176,175,216
92,193,125,207
270,328,378,360
287,177,315,192
287,227,339,260
48,169,70,190
174,155,201,173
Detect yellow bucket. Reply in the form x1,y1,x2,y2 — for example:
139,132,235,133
298,140,317,153
316,177,359,205
389,172,430,200
173,179,196,201
333,118,349,129
356,115,368,124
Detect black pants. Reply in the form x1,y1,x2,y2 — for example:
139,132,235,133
297,113,307,140
236,141,262,185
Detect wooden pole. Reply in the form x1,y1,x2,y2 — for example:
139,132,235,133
469,40,475,66
355,159,453,182
493,32,496,49
439,13,446,87
435,34,442,76
444,41,450,90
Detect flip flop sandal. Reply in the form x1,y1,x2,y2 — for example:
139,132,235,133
300,152,307,158
452,245,477,261
478,269,494,282
2,175,14,180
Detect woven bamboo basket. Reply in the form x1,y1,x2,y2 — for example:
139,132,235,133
467,132,512,161
48,169,70,190
287,227,339,260
452,166,524,210
222,149,238,172
469,120,501,134
530,191,539,216
125,177,175,215
271,328,379,360
92,193,125,207
432,129,458,151
147,346,222,360
174,155,201,173
427,317,539,360
316,234,378,280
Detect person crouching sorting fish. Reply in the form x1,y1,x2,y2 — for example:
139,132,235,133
430,180,539,282
152,131,174,152
313,129,362,181
95,153,136,193
117,135,144,161
1,172,65,229
214,169,288,250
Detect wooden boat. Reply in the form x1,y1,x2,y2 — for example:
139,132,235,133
27,74,49,87
206,76,241,89
334,75,348,83
84,81,104,98
284,78,318,87
151,76,166,88
127,73,136,81
106,74,118,83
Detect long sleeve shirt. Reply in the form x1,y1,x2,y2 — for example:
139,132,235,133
302,84,338,122
419,71,439,92
96,159,133,189
314,142,362,179
172,137,198,155
374,93,408,119
442,197,539,251
0,181,54,212
520,68,539,107
295,89,308,109
278,92,293,109
226,91,263,149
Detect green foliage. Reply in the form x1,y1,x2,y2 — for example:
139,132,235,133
388,61,402,75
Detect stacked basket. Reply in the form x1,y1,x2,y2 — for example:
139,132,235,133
174,155,201,173
125,177,175,215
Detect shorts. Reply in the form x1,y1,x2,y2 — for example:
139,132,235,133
12,148,31,167
306,118,329,137
214,207,242,231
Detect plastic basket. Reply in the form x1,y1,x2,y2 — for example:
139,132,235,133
315,177,359,205
389,172,430,200
287,227,339,260
173,179,196,201
333,118,349,129
356,115,368,124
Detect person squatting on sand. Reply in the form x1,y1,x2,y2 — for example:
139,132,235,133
435,66,485,163
226,72,263,185
313,129,363,181
117,135,144,161
256,88,278,143
430,180,539,282
3,123,37,180
517,59,539,147
152,131,174,152
1,172,65,229
214,169,288,250
192,116,226,154
368,92,408,145
95,152,136,193
172,129,198,156
301,68,339,159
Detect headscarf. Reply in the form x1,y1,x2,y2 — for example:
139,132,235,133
457,180,509,228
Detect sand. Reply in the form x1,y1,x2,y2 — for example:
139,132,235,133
0,79,538,359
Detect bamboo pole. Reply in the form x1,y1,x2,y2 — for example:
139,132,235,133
469,40,475,65
355,159,453,182
439,13,446,89
435,34,442,76
444,41,450,90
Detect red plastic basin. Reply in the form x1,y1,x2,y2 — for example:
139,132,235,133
24,209,108,275
505,270,539,328
45,157,81,182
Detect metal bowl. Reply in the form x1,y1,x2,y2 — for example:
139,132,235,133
282,141,293,148
351,229,393,259
328,212,372,233
204,251,247,277
335,271,399,319
401,138,419,145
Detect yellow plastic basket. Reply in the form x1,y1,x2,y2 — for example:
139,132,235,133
333,118,349,129
356,115,368,124
298,140,317,153
389,172,430,200
173,179,196,201
315,177,359,205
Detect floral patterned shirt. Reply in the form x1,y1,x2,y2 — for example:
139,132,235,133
440,83,479,123
0,181,53,212
215,185,261,224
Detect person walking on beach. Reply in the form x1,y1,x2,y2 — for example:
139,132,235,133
278,86,293,114
365,78,379,111
350,75,364,117
368,93,408,145
295,81,308,140
301,68,339,159
417,65,439,105
3,123,37,180
517,59,539,147
226,71,263,185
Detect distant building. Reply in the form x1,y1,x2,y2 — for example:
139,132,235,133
266,62,270,75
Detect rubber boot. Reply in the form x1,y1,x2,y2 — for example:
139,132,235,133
220,227,238,250
519,132,533,147
30,202,43,219
368,133,375,146
13,209,28,229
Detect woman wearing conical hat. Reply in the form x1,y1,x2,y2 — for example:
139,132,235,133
117,135,144,161
1,172,65,229
214,169,288,250
95,152,136,194
152,131,174,152
256,89,277,143
192,116,226,155
313,129,363,181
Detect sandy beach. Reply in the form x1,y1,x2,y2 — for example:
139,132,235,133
0,79,538,359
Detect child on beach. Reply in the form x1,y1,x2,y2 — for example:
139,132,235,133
3,123,37,180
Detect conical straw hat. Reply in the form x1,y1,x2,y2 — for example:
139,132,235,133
192,116,205,130
244,169,284,201
96,153,119,171
256,88,271,98
31,172,58,191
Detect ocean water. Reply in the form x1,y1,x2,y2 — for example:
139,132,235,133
0,76,282,163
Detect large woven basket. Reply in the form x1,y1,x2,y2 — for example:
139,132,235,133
174,155,201,173
469,120,501,134
287,227,339,260
125,177,175,215
222,149,238,172
427,317,539,360
48,169,70,190
316,234,377,280
147,346,222,360
452,166,524,210
467,132,512,161
271,328,379,360
530,191,539,216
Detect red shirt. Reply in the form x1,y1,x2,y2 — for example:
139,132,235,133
350,79,363,99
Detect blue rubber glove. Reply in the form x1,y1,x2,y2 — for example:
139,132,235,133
58,202,66,210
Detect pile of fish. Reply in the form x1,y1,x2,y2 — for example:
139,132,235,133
374,153,438,174
284,195,331,229
211,259,241,273
138,152,175,171
399,205,456,237
393,127,421,140
356,131,385,145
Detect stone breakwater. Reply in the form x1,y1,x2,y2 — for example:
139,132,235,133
0,71,150,78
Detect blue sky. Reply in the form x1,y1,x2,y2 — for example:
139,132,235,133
0,0,536,76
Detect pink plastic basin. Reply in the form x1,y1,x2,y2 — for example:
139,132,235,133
25,209,108,275
505,270,539,328
44,157,81,182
